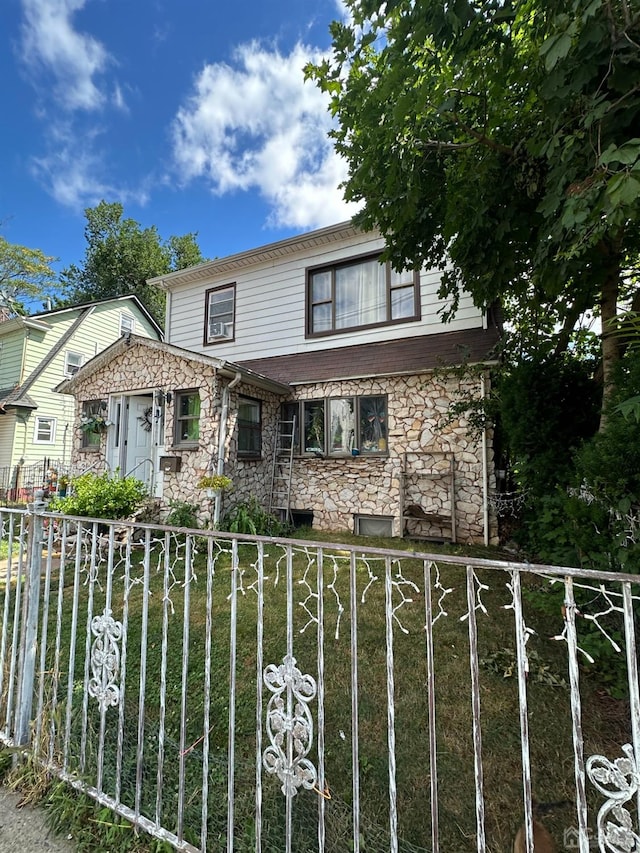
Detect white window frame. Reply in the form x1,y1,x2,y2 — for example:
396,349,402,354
205,284,235,344
120,313,135,335
64,351,83,377
33,416,57,444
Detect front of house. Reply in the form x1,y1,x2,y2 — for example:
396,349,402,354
58,223,500,543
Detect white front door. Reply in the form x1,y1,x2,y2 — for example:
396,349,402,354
106,393,165,495
124,395,154,485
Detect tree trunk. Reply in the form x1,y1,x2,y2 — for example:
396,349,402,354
599,261,621,431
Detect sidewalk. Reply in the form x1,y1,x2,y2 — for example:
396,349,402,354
0,787,75,852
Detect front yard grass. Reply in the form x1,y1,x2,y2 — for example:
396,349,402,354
2,525,633,851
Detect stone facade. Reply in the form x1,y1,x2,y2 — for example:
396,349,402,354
284,371,496,544
65,340,496,544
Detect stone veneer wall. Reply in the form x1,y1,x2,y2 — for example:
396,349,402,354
67,342,283,526
286,371,497,545
67,343,495,542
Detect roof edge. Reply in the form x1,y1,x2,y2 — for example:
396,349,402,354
150,220,361,290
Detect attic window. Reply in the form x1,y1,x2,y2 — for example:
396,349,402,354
64,351,83,377
204,284,235,344
120,313,135,335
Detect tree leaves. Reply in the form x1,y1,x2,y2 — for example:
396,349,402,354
0,236,57,314
309,0,640,418
57,201,206,323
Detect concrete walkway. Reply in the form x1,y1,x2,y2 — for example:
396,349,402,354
0,787,75,852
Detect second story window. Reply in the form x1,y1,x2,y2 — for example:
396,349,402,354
307,254,419,336
205,284,235,344
64,351,83,377
174,390,201,446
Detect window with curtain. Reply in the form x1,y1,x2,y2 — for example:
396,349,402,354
307,255,419,335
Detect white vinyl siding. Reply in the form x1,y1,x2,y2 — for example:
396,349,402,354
167,231,483,362
33,416,56,444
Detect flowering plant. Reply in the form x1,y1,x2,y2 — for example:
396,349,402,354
80,414,112,433
197,473,232,491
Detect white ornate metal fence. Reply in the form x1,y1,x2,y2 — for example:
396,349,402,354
0,496,639,852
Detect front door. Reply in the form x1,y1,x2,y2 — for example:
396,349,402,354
107,394,156,491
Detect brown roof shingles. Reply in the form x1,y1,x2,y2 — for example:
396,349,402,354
238,326,500,386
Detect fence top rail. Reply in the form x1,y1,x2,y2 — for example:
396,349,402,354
26,507,640,587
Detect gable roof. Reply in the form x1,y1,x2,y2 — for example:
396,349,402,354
0,306,92,413
56,334,291,396
27,294,163,339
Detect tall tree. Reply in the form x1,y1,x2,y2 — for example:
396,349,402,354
307,0,640,420
59,201,206,323
0,235,57,315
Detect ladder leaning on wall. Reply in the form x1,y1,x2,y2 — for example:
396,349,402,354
268,416,296,523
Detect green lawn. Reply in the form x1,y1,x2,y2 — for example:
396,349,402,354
3,525,633,851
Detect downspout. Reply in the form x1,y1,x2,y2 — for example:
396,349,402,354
213,370,241,527
480,373,490,547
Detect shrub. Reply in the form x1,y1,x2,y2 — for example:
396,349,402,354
221,497,289,537
48,472,148,520
165,500,200,529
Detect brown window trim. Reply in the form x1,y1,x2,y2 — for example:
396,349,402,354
305,251,420,338
203,283,236,347
282,394,389,458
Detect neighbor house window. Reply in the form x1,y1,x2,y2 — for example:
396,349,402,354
238,397,261,458
120,313,135,335
174,390,201,446
281,395,387,456
34,416,56,444
205,284,235,344
64,351,83,377
307,254,419,336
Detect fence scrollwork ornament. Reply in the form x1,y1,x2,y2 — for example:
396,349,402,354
586,743,640,852
88,609,123,711
262,654,317,797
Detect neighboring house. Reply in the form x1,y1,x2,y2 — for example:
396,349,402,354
0,296,162,498
58,222,500,543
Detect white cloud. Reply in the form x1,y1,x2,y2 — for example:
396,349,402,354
171,41,359,230
20,0,111,112
31,124,149,210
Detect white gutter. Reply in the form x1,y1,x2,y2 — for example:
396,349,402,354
213,370,242,527
481,372,490,546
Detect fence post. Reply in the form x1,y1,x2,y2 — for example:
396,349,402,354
15,490,46,746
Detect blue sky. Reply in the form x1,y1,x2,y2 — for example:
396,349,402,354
0,0,359,309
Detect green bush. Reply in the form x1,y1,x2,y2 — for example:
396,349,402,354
498,354,600,498
221,497,289,537
165,500,200,529
48,472,148,520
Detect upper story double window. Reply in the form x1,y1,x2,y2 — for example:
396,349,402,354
204,284,235,345
307,254,419,337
